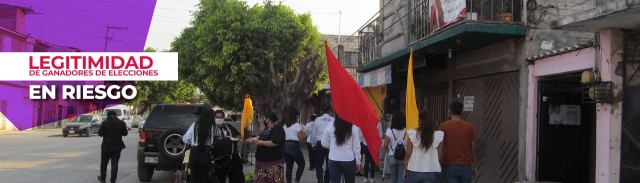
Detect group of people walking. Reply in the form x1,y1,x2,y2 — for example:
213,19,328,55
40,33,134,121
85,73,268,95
155,100,478,183
300,101,478,183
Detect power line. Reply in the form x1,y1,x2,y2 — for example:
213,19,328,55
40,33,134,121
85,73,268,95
28,16,143,48
104,26,128,51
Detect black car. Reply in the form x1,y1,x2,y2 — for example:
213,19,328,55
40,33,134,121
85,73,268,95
62,114,103,137
137,104,203,182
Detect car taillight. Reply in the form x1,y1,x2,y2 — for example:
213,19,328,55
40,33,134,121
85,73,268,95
139,131,146,147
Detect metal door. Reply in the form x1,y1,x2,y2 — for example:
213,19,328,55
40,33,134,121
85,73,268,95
453,72,519,183
537,81,594,183
621,86,640,182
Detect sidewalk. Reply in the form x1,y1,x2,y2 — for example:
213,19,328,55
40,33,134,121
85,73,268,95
0,128,61,137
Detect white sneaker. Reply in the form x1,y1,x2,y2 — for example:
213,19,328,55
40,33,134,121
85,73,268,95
363,178,369,183
369,178,375,183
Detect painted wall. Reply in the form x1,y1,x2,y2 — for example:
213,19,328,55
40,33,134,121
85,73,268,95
363,85,386,117
380,0,409,58
524,0,595,58
0,82,35,131
525,29,624,183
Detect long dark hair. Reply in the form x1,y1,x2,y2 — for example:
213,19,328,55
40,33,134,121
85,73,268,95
286,115,298,127
286,108,299,127
334,114,353,146
196,106,214,150
417,110,435,150
390,111,406,130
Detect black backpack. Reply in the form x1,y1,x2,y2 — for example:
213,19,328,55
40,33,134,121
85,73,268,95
391,129,406,160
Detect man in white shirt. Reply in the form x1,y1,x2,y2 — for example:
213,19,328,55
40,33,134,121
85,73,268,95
306,114,317,171
312,105,334,183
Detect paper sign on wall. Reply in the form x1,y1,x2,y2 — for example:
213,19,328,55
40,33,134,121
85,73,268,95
549,104,581,125
463,96,474,111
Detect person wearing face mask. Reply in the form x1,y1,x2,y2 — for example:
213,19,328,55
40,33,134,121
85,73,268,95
245,111,285,183
212,110,245,183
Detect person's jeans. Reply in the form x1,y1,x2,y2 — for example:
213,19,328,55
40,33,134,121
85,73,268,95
443,165,472,183
328,160,356,183
284,142,306,183
100,151,121,183
315,141,330,182
407,171,438,183
361,143,377,178
387,155,405,183
241,142,250,163
307,142,316,170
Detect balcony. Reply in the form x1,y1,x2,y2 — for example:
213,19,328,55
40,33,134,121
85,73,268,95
357,0,526,73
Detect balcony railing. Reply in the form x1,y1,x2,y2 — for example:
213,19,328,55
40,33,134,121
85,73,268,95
409,0,523,43
358,17,382,67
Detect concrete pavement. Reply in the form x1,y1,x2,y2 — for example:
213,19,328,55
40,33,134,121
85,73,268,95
0,129,387,183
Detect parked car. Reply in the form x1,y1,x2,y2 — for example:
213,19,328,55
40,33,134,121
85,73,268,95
104,104,132,131
131,115,143,128
137,104,202,182
138,115,148,133
62,114,103,137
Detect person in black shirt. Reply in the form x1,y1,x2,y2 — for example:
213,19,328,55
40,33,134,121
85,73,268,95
212,110,245,183
245,111,285,183
97,110,128,183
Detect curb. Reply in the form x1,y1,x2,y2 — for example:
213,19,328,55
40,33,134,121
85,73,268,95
48,134,64,137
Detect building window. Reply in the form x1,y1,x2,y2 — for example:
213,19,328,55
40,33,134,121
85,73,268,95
12,39,25,52
342,52,359,68
2,36,12,52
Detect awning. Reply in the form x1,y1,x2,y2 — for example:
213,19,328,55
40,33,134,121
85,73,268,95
358,65,391,88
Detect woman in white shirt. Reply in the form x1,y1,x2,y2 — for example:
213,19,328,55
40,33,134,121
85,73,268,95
322,115,361,183
403,110,444,183
381,111,407,183
283,108,306,183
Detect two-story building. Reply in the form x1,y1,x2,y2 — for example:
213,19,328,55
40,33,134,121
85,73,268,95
0,3,56,131
352,0,635,182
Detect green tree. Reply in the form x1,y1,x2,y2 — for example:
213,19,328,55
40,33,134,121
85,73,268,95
130,47,199,115
173,0,327,118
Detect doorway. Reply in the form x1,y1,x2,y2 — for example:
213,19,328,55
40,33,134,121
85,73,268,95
0,100,7,130
537,74,596,183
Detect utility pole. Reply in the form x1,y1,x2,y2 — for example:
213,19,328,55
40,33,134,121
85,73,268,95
338,11,342,43
104,25,128,51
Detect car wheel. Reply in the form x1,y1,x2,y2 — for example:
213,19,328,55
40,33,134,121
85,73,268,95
63,133,68,137
137,164,154,182
85,128,91,137
158,127,187,160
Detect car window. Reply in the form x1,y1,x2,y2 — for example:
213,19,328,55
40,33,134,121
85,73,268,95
104,109,122,116
71,115,93,122
145,106,201,128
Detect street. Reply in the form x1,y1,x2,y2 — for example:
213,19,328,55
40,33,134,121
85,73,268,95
0,129,388,183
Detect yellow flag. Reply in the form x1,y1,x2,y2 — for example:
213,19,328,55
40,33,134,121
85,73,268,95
241,95,254,140
406,48,419,131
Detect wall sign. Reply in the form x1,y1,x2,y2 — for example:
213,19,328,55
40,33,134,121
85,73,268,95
463,96,474,111
549,104,581,125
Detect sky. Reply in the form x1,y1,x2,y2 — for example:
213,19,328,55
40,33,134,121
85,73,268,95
145,0,381,51
8,0,378,52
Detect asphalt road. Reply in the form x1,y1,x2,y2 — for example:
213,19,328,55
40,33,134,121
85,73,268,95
0,129,388,183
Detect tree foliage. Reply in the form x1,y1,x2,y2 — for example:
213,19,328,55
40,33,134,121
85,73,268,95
173,0,327,117
130,47,199,115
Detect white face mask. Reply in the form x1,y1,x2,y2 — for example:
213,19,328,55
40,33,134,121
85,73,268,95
215,119,224,125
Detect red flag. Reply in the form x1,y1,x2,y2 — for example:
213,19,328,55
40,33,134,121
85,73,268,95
325,41,382,166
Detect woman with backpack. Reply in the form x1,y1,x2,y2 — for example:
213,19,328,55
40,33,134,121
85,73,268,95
381,111,407,183
321,114,361,183
402,110,444,183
